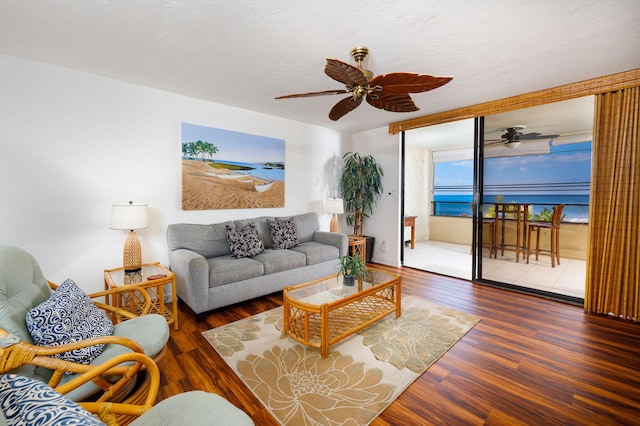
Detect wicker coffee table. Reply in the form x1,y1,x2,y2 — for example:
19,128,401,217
283,267,401,358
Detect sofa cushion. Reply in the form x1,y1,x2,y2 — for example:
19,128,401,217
252,249,306,275
0,374,106,426
268,218,299,249
225,223,265,259
167,222,232,258
283,212,318,243
290,241,340,266
207,257,264,288
25,279,113,365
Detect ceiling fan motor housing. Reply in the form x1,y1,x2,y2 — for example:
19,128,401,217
502,126,526,142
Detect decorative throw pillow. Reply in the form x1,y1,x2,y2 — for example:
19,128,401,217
225,222,265,259
267,217,299,249
25,278,113,365
0,374,105,426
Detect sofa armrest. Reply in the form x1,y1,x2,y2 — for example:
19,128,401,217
312,231,348,257
168,249,209,315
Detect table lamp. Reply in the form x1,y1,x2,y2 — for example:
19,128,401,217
326,198,344,233
110,201,149,272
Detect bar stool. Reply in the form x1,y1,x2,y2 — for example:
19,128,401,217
470,218,495,257
526,205,565,267
494,203,529,262
480,218,496,257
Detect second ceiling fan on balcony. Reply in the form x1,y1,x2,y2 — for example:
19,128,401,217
486,126,560,148
275,47,453,121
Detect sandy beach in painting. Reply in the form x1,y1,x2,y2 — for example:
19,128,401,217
182,159,284,210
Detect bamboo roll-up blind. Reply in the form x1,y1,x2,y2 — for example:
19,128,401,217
389,69,640,134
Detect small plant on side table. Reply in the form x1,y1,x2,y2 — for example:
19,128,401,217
336,254,367,286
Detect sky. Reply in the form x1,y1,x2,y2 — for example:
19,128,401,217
181,122,284,164
435,142,592,195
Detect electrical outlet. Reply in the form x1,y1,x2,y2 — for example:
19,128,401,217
380,241,386,253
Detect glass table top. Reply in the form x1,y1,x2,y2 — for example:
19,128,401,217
286,268,397,306
106,263,169,286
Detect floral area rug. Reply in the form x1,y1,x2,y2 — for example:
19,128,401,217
202,295,480,425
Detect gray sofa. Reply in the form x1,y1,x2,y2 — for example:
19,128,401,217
167,213,347,320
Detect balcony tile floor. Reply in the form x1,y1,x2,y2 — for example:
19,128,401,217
403,240,585,299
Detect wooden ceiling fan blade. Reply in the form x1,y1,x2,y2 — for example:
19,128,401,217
325,58,369,87
370,72,453,95
366,93,418,112
329,96,363,121
275,89,349,99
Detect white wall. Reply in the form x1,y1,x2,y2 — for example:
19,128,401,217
0,54,349,293
351,127,402,266
404,146,431,241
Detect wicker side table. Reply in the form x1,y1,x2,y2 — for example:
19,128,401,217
348,235,367,263
104,262,179,330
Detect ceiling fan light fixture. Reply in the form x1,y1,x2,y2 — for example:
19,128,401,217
504,141,521,148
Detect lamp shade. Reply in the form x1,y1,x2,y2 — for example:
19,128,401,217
326,198,344,214
110,202,149,230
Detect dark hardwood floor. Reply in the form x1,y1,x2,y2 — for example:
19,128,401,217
156,265,640,425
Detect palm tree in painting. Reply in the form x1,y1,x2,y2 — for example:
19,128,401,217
182,142,197,159
203,142,219,161
192,140,205,161
182,141,219,162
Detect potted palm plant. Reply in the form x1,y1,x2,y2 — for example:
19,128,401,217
335,254,367,286
340,152,383,262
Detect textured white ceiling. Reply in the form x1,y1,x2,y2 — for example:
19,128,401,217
1,0,638,134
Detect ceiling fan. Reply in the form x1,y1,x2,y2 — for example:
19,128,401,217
486,125,560,148
275,47,453,121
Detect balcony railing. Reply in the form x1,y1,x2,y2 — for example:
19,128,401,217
431,201,590,224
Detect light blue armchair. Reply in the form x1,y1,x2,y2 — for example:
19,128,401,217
0,245,170,402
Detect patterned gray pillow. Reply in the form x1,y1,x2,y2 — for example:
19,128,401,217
267,217,299,249
225,222,265,258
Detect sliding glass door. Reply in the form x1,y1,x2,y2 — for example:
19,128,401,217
403,97,592,304
473,97,593,303
403,118,475,279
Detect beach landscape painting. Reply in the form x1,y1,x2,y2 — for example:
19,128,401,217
181,123,285,210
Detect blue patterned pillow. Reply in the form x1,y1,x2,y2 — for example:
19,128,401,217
25,279,113,365
268,217,299,249
0,374,105,425
225,222,265,259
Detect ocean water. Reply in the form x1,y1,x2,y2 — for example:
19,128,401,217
217,160,284,181
192,158,285,181
434,194,589,223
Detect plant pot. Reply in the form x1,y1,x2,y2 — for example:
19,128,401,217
364,236,375,263
343,275,356,286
